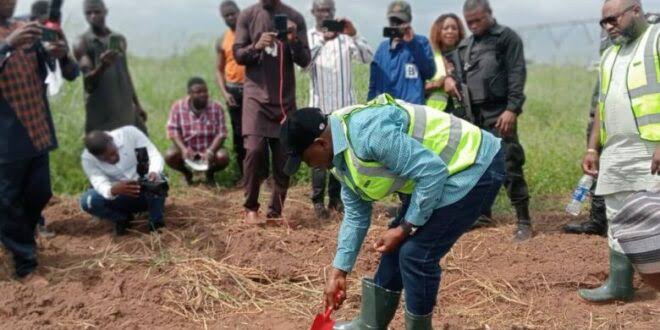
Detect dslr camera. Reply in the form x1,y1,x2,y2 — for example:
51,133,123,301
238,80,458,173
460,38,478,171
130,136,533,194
135,147,169,197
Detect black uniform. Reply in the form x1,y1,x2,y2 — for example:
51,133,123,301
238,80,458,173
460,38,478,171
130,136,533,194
457,22,531,225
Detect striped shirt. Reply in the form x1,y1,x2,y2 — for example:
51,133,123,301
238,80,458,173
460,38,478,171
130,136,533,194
307,29,373,114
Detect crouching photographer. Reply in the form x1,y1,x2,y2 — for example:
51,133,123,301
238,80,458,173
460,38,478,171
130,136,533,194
80,126,168,235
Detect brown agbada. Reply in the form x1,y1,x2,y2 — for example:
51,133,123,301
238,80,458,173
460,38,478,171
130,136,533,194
233,2,310,138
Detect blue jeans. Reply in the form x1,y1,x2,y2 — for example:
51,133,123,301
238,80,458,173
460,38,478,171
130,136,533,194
0,154,52,277
374,150,505,316
80,189,166,226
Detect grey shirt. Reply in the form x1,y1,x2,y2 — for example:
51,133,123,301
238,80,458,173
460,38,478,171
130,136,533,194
77,29,144,133
596,36,660,196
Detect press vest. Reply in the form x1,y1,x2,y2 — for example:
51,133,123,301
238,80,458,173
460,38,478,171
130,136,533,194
426,52,448,111
599,24,660,145
330,94,483,202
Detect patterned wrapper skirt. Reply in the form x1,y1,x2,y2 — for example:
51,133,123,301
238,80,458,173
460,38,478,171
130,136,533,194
612,189,660,274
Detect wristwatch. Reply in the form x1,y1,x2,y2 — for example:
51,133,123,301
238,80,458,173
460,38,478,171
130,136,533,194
399,221,419,236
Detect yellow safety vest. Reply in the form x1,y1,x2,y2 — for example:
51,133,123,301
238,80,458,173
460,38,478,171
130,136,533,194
599,24,660,146
426,52,449,111
330,94,483,202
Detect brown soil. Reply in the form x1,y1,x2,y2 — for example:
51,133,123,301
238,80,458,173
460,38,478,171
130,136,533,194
1,186,659,329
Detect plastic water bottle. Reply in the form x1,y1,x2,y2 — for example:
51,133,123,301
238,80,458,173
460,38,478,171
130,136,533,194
566,175,595,216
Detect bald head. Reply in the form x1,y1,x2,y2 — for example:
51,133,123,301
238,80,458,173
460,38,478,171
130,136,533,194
83,0,106,11
313,0,335,10
464,0,492,13
602,0,646,45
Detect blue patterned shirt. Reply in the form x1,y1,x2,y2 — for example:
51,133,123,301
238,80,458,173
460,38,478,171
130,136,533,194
330,103,501,272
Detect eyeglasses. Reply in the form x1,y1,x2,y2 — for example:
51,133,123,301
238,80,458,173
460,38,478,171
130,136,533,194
599,5,636,29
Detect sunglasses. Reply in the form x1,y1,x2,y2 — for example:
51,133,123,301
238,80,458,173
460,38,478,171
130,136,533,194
599,4,636,29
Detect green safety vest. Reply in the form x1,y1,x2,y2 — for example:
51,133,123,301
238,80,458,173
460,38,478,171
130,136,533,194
599,23,660,146
330,94,483,202
426,52,449,111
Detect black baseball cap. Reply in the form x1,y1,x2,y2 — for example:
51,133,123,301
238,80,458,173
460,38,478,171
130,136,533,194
281,108,328,176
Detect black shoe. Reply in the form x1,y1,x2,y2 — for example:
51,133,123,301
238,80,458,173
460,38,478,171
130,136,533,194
471,215,494,229
563,220,606,236
328,199,344,213
149,221,165,233
514,223,533,241
314,203,330,220
184,170,194,186
205,172,216,186
115,220,130,236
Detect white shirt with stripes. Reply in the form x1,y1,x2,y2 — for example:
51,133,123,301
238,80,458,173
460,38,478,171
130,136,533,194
307,29,373,115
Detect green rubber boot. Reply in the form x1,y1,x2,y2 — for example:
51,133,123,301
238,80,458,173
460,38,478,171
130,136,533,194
334,278,401,330
405,310,433,330
579,249,634,303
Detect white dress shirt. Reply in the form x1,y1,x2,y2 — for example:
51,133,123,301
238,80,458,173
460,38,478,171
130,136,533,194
81,126,165,199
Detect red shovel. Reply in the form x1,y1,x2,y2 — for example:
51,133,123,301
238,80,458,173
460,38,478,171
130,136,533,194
310,293,341,330
310,306,335,330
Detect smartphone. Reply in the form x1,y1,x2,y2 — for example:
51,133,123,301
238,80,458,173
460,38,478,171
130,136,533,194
40,27,58,42
274,14,288,40
108,34,122,52
322,19,345,33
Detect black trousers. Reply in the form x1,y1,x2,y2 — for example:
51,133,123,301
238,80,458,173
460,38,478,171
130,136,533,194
227,85,246,177
0,154,52,277
473,104,531,215
311,168,341,205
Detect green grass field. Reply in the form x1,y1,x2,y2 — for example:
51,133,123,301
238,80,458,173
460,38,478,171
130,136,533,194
48,46,596,212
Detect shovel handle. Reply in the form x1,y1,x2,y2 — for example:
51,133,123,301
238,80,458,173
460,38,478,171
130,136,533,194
323,307,333,318
324,291,342,318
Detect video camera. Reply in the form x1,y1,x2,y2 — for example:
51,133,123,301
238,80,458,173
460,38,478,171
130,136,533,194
383,26,404,39
135,147,169,197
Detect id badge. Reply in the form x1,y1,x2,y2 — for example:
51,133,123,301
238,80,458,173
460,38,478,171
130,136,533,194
405,63,419,79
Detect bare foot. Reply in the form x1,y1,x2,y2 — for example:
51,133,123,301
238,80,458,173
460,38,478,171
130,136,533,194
244,210,265,225
20,273,49,288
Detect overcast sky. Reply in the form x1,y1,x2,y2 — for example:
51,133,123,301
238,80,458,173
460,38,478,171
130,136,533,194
15,0,660,62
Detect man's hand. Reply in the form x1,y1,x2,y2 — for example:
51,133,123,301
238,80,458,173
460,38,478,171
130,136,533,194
287,20,298,43
224,91,238,107
652,147,660,175
324,268,347,310
44,40,69,60
184,148,197,160
582,150,600,177
110,181,141,198
148,172,160,182
255,32,277,50
99,50,119,67
135,105,148,122
204,149,216,165
339,18,357,37
402,24,414,43
374,227,408,254
495,110,517,137
5,22,42,49
443,76,461,100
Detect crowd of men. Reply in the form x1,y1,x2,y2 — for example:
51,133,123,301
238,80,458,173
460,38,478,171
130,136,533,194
0,0,659,328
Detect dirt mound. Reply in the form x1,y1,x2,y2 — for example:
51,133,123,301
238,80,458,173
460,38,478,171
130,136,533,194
1,187,659,329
